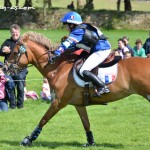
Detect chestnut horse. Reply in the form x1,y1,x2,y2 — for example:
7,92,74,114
5,32,150,147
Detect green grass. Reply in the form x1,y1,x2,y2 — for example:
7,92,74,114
0,29,150,149
0,0,149,11
1,95,150,150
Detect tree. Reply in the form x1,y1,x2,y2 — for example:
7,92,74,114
16,0,19,6
117,0,121,11
23,0,32,7
77,0,84,9
117,0,132,11
124,0,132,11
84,0,94,10
4,0,12,7
43,0,52,9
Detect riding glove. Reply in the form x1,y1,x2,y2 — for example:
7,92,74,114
49,54,59,64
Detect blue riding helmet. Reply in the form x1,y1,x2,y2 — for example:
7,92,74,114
60,12,82,25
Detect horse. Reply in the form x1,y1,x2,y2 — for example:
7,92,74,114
5,32,150,147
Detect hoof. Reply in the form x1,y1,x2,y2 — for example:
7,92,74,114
20,136,32,146
82,142,96,147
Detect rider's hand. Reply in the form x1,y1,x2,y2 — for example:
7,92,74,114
49,54,59,64
49,48,62,64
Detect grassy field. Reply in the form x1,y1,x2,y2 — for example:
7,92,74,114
0,0,150,11
0,29,150,150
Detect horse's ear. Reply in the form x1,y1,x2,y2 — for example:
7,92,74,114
22,35,29,43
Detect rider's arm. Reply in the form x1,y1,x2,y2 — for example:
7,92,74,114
54,28,84,56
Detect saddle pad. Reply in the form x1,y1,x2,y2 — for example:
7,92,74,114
73,64,118,87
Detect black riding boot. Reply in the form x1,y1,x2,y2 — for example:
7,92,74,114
82,70,110,95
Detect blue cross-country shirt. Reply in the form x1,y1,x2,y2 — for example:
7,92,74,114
54,23,111,56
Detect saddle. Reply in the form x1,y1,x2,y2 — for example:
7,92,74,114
74,51,122,79
73,51,122,106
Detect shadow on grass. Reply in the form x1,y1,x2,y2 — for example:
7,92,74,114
0,140,123,149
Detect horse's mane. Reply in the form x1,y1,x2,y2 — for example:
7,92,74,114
22,32,52,50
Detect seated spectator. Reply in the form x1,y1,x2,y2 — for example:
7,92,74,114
143,32,150,58
67,1,74,10
113,49,120,56
0,62,15,112
124,51,132,58
122,36,134,56
133,39,146,58
117,38,129,59
40,78,52,102
24,83,39,100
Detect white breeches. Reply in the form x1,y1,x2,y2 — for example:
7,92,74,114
79,49,111,76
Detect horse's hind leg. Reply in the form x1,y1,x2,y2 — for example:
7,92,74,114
75,106,95,147
21,99,66,146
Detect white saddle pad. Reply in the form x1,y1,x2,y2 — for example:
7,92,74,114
73,64,118,87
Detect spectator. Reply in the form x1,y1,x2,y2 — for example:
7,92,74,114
133,39,146,58
40,78,51,102
124,51,132,58
122,36,134,56
67,1,74,10
117,38,129,59
0,24,28,109
113,49,120,56
143,32,150,58
0,62,15,112
24,82,39,100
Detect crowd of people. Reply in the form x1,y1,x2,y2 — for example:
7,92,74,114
113,34,150,59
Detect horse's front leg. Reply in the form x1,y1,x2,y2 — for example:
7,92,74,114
21,98,66,146
75,106,95,147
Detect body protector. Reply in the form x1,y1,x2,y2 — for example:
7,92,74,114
76,23,107,49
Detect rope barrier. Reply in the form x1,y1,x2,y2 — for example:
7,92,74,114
5,78,44,82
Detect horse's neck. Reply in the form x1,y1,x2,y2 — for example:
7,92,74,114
28,41,78,78
38,54,78,79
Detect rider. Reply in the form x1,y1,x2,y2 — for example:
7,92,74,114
51,11,111,95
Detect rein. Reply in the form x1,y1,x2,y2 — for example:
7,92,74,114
32,49,53,67
50,59,75,77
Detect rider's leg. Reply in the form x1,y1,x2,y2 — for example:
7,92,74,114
82,70,105,87
79,50,111,94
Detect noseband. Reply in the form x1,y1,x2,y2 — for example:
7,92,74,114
6,43,27,75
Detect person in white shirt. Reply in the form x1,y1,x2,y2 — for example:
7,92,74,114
117,38,129,59
40,78,51,101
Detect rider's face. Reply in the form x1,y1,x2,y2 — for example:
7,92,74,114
64,24,70,32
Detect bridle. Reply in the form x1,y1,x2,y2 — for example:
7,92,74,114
4,42,28,75
5,41,54,75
